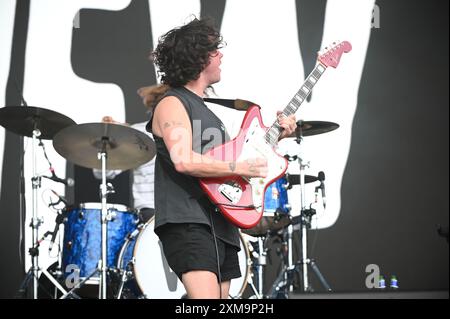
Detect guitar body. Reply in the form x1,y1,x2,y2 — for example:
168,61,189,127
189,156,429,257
199,106,288,228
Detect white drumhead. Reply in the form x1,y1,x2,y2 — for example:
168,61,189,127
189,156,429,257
133,219,250,299
133,219,186,299
229,232,251,298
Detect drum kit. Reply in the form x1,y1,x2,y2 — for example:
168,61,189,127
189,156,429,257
0,104,338,299
0,105,155,299
241,119,337,298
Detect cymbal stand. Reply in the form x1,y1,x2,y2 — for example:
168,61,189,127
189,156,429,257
247,235,270,298
17,123,69,298
266,132,305,298
266,220,297,298
294,133,331,293
98,137,110,299
267,130,331,297
256,237,266,296
30,127,40,298
60,137,112,299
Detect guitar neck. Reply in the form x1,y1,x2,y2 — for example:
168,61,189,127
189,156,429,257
264,62,327,145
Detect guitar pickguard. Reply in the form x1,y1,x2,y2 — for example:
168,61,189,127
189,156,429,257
236,118,286,212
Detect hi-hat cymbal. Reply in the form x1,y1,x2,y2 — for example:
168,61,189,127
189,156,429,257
53,123,156,170
0,106,76,140
286,174,318,185
288,120,339,138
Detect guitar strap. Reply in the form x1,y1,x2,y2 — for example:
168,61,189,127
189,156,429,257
203,98,258,111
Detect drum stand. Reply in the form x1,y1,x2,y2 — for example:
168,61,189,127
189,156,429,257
17,127,69,299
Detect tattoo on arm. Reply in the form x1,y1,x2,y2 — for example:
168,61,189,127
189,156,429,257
229,161,236,172
163,121,185,130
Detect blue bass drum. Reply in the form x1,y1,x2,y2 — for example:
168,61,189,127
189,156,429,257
62,203,139,282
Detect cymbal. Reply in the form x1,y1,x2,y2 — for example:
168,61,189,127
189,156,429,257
53,123,156,170
286,174,318,185
288,120,339,138
0,106,76,140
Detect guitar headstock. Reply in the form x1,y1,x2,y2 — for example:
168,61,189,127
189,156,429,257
318,41,352,68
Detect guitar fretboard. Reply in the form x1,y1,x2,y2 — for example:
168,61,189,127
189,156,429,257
264,62,327,145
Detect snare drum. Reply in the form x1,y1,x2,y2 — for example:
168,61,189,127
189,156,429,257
243,176,291,237
62,203,139,282
116,217,251,299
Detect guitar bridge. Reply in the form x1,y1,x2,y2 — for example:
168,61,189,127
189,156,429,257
218,181,243,204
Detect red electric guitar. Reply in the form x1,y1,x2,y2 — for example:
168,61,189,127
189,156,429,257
199,41,352,229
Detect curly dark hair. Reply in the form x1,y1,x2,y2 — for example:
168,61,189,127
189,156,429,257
151,18,223,87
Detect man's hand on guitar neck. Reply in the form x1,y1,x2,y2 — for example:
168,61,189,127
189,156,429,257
276,111,297,140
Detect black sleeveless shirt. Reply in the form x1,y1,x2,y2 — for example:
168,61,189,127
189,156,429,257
146,87,240,249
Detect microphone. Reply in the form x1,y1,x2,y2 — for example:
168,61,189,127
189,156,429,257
49,211,65,251
44,169,75,187
318,171,326,208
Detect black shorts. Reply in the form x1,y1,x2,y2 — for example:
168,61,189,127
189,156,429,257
156,223,241,282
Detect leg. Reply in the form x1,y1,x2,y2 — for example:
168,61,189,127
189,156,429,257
220,280,231,299
182,271,231,299
182,270,221,299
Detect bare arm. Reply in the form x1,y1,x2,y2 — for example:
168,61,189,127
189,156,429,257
152,96,267,178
